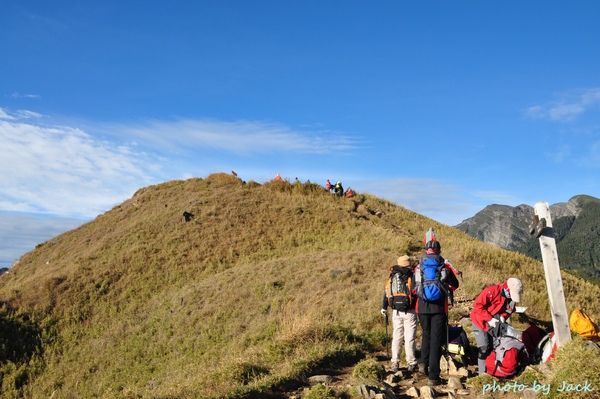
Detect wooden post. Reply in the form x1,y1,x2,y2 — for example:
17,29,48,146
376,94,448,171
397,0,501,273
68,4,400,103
533,201,571,348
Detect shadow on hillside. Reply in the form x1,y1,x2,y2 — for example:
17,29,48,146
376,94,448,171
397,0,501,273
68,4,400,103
0,312,43,364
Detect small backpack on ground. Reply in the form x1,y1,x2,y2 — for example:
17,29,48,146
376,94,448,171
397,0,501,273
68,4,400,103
385,266,414,312
446,325,470,357
417,254,447,302
485,336,528,378
569,309,600,342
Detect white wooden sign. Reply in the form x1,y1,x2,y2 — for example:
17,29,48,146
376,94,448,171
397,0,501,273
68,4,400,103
533,201,571,348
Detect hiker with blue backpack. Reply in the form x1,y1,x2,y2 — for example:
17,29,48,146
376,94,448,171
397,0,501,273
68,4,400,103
414,240,459,386
470,278,524,376
381,254,419,373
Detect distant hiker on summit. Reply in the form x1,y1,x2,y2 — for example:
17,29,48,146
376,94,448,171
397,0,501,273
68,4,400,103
381,254,419,372
325,179,333,192
274,173,282,181
470,277,524,375
334,181,344,197
414,239,459,386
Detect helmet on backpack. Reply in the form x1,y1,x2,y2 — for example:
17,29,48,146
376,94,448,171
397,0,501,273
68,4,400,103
425,240,441,251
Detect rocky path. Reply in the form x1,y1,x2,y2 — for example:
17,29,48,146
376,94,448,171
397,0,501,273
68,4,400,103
285,350,529,399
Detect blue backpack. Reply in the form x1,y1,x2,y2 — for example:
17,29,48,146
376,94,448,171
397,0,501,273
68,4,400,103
417,254,447,302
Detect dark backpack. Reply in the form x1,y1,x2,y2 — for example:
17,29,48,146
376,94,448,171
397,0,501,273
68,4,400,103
417,254,447,302
385,266,414,312
521,324,547,360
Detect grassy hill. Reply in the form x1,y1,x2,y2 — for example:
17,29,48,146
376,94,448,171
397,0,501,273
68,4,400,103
1,173,600,398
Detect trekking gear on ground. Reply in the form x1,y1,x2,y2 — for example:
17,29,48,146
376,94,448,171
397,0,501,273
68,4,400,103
488,318,521,340
446,326,470,357
521,324,547,357
485,336,528,378
385,266,414,312
416,254,447,302
534,332,558,364
569,309,600,342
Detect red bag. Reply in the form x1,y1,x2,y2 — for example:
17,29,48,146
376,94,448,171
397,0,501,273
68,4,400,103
486,337,528,378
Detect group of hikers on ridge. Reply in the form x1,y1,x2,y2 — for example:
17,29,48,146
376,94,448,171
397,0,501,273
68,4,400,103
325,179,353,197
381,227,525,386
272,174,354,198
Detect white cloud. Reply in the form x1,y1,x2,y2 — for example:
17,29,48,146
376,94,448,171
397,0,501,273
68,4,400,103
361,177,494,226
0,108,15,120
0,108,158,218
11,92,41,100
526,88,600,122
97,118,362,156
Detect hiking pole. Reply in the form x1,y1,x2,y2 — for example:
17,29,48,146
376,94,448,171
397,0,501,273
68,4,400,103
385,311,390,359
446,315,450,376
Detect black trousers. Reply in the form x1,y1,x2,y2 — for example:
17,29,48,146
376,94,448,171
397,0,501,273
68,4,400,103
418,312,447,380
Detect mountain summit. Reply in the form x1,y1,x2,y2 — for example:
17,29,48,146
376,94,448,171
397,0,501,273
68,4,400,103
1,174,599,398
455,195,600,281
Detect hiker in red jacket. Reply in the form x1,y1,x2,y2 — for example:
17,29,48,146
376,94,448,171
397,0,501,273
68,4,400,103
414,240,459,386
470,278,523,375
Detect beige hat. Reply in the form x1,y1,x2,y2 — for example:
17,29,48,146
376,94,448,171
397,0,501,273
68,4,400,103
397,255,410,267
507,278,523,302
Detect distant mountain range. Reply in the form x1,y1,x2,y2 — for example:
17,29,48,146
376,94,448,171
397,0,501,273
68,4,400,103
455,195,600,282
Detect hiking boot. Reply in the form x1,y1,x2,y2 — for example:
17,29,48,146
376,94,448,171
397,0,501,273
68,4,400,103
407,364,419,372
391,362,399,372
418,363,428,375
427,378,443,386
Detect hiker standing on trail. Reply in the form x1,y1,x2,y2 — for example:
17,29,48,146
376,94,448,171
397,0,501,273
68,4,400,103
470,278,523,375
334,181,344,197
274,173,282,181
381,255,419,372
414,240,459,386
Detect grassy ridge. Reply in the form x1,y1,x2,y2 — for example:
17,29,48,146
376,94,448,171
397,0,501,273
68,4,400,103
1,173,599,398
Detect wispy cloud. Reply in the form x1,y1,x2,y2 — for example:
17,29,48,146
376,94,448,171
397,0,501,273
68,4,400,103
361,177,501,226
96,119,363,156
10,92,41,100
0,108,158,218
1,108,364,219
545,144,572,163
526,88,600,122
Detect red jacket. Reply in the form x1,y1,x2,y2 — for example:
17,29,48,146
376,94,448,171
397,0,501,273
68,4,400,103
470,282,515,331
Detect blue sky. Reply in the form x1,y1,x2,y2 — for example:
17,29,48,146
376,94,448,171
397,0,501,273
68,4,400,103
2,1,600,269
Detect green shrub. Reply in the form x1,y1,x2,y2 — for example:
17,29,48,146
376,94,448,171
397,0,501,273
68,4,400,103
304,383,337,399
351,358,385,384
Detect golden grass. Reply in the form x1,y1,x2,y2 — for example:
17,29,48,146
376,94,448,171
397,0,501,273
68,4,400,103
0,172,599,398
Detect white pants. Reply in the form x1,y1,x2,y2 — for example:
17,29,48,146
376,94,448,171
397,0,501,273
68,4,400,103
391,309,418,366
